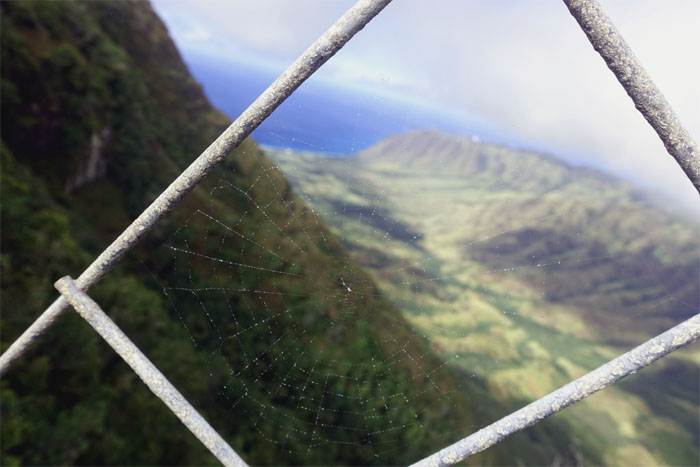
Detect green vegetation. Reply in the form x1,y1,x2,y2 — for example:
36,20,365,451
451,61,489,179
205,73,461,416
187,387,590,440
268,130,700,465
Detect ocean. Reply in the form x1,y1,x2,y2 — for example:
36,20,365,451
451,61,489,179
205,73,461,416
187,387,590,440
182,53,505,155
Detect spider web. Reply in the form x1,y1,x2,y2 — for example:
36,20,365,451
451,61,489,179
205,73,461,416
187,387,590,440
136,147,481,464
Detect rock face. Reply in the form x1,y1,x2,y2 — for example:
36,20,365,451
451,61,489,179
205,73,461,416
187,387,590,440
66,128,110,192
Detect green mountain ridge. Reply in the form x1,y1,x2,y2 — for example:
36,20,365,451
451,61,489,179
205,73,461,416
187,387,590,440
267,129,700,465
358,130,628,193
355,129,700,221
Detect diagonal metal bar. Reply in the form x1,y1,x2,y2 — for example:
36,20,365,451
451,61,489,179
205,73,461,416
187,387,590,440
0,0,393,377
411,313,700,467
54,276,248,467
563,0,700,193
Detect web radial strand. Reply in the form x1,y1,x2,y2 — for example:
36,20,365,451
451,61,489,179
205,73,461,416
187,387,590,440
0,0,394,377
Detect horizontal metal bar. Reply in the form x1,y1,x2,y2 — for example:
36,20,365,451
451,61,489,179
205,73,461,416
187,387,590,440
0,0,393,377
54,277,248,467
412,313,700,466
563,0,700,193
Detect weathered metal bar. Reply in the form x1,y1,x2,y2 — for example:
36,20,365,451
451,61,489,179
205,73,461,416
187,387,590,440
563,0,700,193
54,277,248,467
0,0,393,377
411,313,700,467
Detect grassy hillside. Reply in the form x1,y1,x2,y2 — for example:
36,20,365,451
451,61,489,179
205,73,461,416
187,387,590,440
267,130,700,466
0,2,591,466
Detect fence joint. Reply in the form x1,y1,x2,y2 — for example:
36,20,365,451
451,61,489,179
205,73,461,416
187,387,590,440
54,276,248,467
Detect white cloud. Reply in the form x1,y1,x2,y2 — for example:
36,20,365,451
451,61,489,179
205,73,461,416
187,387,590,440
153,0,351,64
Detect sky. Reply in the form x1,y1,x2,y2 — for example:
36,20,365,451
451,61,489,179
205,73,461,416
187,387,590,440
151,0,700,209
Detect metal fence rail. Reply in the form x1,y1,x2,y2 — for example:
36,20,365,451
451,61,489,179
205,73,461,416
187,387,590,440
563,0,700,193
1,0,698,465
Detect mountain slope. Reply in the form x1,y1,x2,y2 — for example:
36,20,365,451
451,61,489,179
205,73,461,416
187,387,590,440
267,130,700,465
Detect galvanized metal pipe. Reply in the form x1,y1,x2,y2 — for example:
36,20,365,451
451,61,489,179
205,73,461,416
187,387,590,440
411,313,700,467
563,0,700,193
0,0,393,376
54,277,248,467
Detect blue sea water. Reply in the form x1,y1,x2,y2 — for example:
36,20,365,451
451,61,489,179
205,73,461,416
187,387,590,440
182,53,506,155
